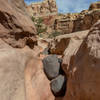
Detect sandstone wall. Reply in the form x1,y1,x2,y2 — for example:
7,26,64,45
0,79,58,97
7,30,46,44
27,0,58,17
89,1,100,10
0,0,37,48
54,13,79,34
26,1,100,36
54,2,100,34
62,20,100,100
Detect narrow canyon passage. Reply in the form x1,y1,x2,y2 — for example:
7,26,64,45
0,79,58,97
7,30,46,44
0,0,100,100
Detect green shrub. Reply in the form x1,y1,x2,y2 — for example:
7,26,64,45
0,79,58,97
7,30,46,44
31,16,47,35
37,17,43,24
31,16,35,22
35,23,42,28
48,31,62,38
37,27,47,35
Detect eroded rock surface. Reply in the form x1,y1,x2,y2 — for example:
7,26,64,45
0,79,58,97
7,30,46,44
62,20,100,100
73,9,100,32
27,0,58,17
25,58,55,100
1,0,100,100
54,2,100,34
0,39,33,100
0,0,37,48
89,1,100,10
49,30,89,55
0,39,55,100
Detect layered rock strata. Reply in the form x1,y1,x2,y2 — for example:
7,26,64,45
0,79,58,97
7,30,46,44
27,0,58,17
0,0,37,48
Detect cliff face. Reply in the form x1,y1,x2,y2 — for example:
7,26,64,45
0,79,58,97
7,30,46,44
27,1,100,38
54,13,79,34
54,2,100,34
89,1,100,10
0,0,37,48
27,0,58,17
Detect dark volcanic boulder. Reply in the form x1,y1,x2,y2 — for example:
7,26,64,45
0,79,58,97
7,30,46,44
42,55,60,80
50,75,66,97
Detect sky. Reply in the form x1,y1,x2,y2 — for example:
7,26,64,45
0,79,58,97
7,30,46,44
24,0,99,13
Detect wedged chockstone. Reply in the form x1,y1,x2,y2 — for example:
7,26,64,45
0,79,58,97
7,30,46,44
42,55,60,80
50,75,66,97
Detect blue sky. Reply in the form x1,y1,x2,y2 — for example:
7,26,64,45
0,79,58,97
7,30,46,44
25,0,99,13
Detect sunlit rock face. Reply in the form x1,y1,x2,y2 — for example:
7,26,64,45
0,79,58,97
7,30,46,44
53,8,100,34
0,0,37,48
89,1,100,10
62,20,100,100
27,0,58,17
